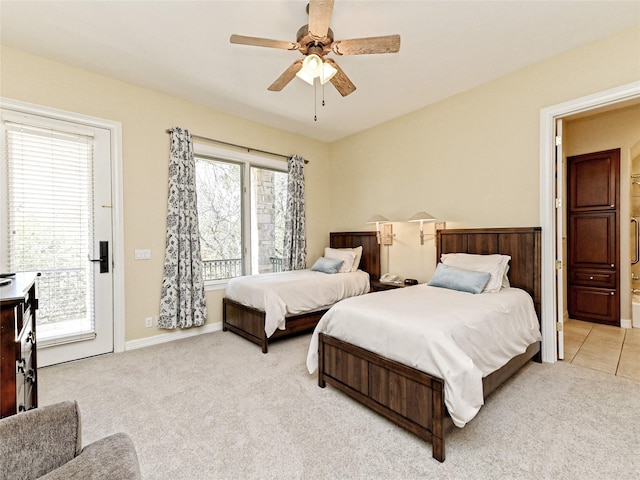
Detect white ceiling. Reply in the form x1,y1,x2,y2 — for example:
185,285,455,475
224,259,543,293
1,1,639,142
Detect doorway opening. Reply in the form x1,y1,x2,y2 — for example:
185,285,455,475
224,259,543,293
540,81,640,363
0,98,125,365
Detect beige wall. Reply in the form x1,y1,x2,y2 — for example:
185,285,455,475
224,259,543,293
0,45,332,342
563,104,640,321
1,24,639,344
328,26,640,283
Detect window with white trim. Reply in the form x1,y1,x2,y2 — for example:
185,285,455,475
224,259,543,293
194,143,287,284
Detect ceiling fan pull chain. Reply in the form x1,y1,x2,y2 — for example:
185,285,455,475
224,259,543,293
314,81,318,121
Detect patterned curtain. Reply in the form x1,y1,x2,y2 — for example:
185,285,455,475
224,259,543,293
283,155,307,270
158,127,207,329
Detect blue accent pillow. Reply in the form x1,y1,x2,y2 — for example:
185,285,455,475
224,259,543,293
311,257,344,274
428,263,491,294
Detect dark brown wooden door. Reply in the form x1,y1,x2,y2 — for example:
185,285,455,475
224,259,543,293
567,149,620,325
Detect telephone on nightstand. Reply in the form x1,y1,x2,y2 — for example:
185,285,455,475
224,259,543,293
380,273,400,283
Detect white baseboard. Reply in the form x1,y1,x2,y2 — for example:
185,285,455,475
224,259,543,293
125,322,223,351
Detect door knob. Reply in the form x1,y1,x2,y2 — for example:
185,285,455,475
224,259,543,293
88,241,109,273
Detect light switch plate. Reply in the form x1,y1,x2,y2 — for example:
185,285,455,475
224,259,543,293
134,249,151,260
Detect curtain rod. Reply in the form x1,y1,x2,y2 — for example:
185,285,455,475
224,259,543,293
165,129,309,163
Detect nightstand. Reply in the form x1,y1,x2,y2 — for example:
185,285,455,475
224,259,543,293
370,280,409,292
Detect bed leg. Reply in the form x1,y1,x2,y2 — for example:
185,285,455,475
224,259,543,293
533,350,542,363
432,380,445,462
432,437,445,463
222,301,228,332
259,316,268,353
318,333,326,388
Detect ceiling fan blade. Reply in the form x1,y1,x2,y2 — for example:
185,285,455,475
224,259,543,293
325,59,356,97
267,60,304,91
230,34,299,51
332,34,401,55
308,0,335,40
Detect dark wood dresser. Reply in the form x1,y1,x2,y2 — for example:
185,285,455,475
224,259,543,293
0,272,38,418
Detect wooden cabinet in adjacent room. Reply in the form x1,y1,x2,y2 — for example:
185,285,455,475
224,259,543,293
567,149,620,326
0,272,39,418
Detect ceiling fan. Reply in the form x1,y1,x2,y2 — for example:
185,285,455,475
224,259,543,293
230,0,400,97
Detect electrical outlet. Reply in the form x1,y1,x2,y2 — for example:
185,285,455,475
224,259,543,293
145,317,153,328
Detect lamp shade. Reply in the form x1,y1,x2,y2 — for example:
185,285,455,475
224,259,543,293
320,61,337,84
367,214,390,224
296,54,323,85
407,211,436,223
296,69,315,85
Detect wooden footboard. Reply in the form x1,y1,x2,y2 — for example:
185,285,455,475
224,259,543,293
318,333,449,461
223,298,326,353
318,332,541,462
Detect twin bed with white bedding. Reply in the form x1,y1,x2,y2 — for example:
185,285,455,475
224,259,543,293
223,231,381,352
226,269,370,338
307,283,540,428
308,227,542,462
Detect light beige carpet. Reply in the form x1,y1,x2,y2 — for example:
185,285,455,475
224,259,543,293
38,331,640,479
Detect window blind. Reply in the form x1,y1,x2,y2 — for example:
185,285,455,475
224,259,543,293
4,121,97,345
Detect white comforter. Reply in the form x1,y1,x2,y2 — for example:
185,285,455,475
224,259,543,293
225,269,370,337
306,284,541,428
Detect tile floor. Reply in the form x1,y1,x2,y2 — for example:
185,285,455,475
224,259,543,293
563,318,640,382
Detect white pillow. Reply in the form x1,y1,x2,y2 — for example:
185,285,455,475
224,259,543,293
502,265,511,288
440,253,511,293
324,247,357,273
331,246,363,272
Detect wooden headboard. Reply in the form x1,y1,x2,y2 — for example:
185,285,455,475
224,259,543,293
436,227,542,320
330,231,381,281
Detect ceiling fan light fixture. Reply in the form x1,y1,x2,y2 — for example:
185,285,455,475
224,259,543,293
296,53,323,85
320,60,337,84
296,68,316,86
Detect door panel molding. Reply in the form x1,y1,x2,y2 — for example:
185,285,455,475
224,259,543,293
569,150,619,211
568,212,617,268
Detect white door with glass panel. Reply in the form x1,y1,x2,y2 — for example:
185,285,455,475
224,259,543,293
1,111,113,366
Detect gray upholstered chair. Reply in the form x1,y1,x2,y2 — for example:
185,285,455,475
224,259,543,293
0,400,142,480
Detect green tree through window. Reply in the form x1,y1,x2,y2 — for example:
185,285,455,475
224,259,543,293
195,155,286,281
